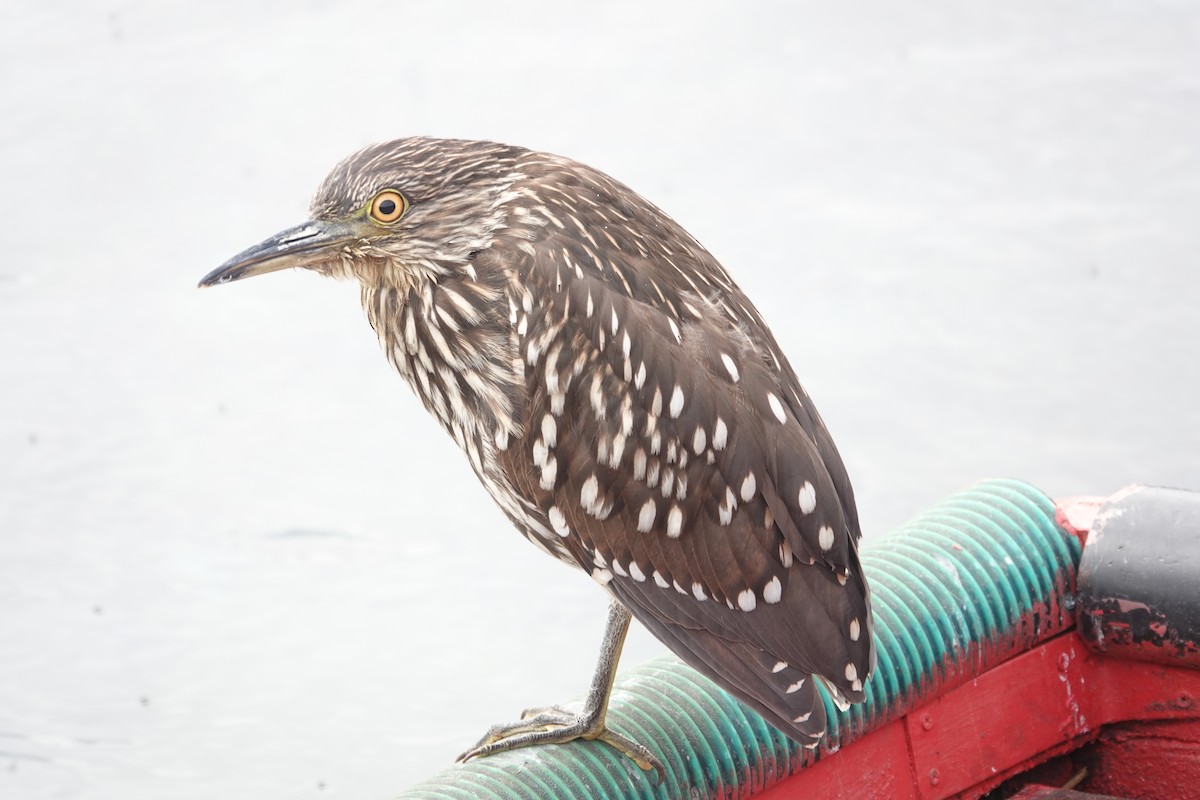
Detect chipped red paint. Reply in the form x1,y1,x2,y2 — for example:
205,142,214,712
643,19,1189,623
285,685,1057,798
756,631,1200,799
754,493,1200,800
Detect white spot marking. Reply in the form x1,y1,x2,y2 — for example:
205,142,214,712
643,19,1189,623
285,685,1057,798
539,455,557,490
637,499,656,532
633,448,647,480
591,568,613,585
634,361,647,389
651,387,663,416
581,475,600,512
611,560,628,578
740,472,757,502
852,679,863,692
763,576,782,604
622,331,631,357
669,385,684,418
720,353,740,382
768,392,787,424
611,307,619,335
667,318,681,343
737,589,757,612
713,417,728,450
494,428,510,451
798,481,816,514
586,291,594,318
628,562,645,582
772,661,788,674
666,505,683,538
541,414,557,448
548,506,570,537
653,571,669,589
845,663,858,682
793,711,812,724
779,539,794,568
692,427,706,454
672,580,688,595
818,525,835,551
691,583,707,601
786,678,806,694
850,618,861,641
532,438,548,468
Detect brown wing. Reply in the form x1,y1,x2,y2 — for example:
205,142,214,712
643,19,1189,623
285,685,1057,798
491,166,873,740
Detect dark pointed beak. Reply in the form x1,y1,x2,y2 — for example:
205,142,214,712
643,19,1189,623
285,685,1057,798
198,219,354,288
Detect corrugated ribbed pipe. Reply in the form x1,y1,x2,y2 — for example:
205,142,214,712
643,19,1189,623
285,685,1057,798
396,478,1082,799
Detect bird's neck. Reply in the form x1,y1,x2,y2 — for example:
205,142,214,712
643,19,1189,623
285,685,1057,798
360,268,523,477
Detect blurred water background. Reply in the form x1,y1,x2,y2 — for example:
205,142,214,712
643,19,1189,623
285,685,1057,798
1,2,1198,798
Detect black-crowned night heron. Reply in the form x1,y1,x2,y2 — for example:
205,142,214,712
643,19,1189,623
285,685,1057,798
200,137,874,780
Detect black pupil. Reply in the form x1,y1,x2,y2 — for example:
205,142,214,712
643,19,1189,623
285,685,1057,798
378,198,397,216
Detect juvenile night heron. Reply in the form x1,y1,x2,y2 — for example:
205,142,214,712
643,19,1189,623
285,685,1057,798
200,137,874,779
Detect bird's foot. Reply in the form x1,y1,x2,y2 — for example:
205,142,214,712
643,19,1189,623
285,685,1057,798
457,703,665,783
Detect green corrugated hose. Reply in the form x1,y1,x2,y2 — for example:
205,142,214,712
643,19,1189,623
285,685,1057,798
396,478,1081,799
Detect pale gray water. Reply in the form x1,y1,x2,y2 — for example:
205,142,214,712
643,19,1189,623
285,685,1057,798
2,2,1198,798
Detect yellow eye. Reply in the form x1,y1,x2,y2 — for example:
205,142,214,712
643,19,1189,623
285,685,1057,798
368,189,408,224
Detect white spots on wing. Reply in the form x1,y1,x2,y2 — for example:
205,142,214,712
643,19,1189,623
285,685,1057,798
592,550,608,568
651,386,663,416
619,396,634,436
611,560,628,578
517,315,528,336
740,472,757,502
581,475,600,511
607,432,626,468
691,582,707,601
712,417,728,450
737,589,757,612
666,505,683,538
628,562,646,582
532,438,548,468
720,353,740,383
539,455,557,490
779,539,794,568
763,576,782,604
634,361,647,389
798,481,816,514
659,468,675,498
653,570,669,589
669,385,685,418
793,711,812,724
591,567,613,586
818,525,835,552
494,427,510,451
622,331,631,358
646,459,661,487
850,618,862,642
610,307,619,335
852,678,863,692
548,506,570,537
589,374,606,417
837,570,849,586
719,486,737,526
633,448,647,480
637,499,657,533
672,580,688,596
550,391,565,415
768,392,787,424
541,414,557,448
667,318,682,344
692,427,706,454
586,290,594,318
786,678,806,694
845,662,858,683
772,661,788,674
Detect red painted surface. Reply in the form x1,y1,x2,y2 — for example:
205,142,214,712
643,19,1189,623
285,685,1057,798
754,630,1200,799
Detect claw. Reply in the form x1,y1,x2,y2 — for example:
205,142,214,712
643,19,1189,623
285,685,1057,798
456,705,665,784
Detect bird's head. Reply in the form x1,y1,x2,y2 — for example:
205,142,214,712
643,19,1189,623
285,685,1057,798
199,137,527,290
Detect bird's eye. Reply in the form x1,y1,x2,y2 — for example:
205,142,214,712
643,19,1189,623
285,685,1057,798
368,189,408,224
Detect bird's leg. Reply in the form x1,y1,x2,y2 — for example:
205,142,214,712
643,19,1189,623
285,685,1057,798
457,599,664,782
